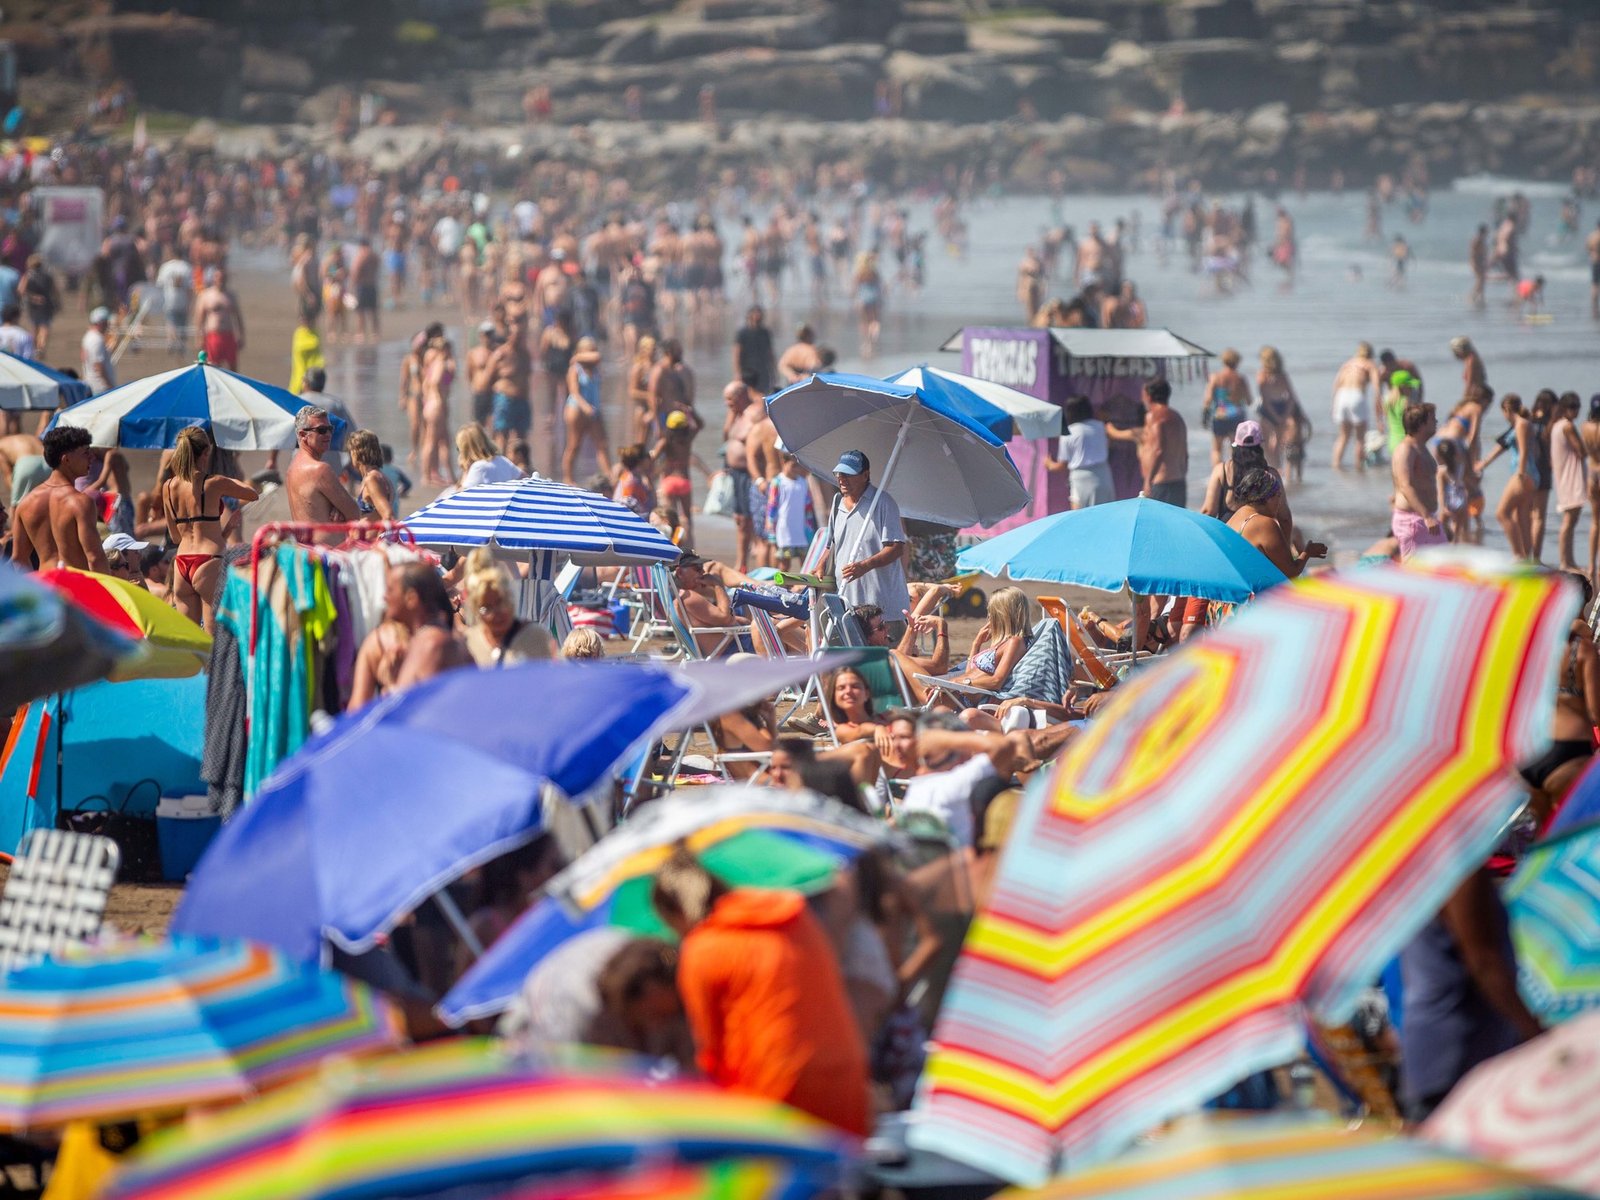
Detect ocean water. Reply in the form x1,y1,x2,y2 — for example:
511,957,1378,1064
295,179,1600,558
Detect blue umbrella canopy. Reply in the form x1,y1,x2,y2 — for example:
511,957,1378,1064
765,371,1030,528
956,496,1287,603
0,351,91,411
170,658,849,961
49,360,347,450
404,478,681,566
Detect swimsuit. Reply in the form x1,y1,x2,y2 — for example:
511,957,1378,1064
165,474,224,589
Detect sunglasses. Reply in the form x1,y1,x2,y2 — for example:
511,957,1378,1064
303,425,333,436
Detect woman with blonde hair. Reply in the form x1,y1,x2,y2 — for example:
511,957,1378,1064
461,546,554,666
853,251,883,356
348,430,395,520
161,425,258,631
456,422,520,489
947,586,1034,694
561,627,606,659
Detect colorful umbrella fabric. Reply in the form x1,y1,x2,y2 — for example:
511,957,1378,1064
34,567,210,680
0,936,401,1130
103,1039,857,1200
954,496,1287,603
497,1160,821,1200
0,560,136,708
1006,1116,1585,1199
440,786,897,1024
1505,819,1600,1021
48,359,347,450
1424,1012,1600,1194
909,554,1578,1184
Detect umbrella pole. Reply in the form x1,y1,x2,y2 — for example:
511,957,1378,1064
432,890,484,960
1125,583,1139,666
844,413,912,568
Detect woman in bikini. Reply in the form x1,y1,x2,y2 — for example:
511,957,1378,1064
561,335,613,485
1225,469,1326,579
347,429,396,521
420,329,457,487
827,665,886,744
161,425,259,632
1520,572,1600,836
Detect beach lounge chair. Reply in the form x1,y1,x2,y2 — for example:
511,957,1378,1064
817,646,916,741
652,561,740,662
0,829,120,972
617,564,676,653
1037,595,1134,690
817,592,868,648
911,618,1075,711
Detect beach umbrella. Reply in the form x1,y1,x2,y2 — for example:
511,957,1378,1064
955,496,1287,604
103,1039,857,1200
0,936,401,1131
765,371,1030,529
1424,1012,1600,1194
886,365,1062,441
171,657,857,962
47,358,348,450
1505,816,1600,1022
439,786,897,1024
0,561,136,709
34,567,209,680
496,1161,820,1200
0,350,91,411
908,553,1577,1184
1003,1115,1585,1200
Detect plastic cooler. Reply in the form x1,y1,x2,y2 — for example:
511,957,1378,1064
156,795,221,882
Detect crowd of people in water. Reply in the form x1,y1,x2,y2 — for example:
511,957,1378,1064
2,131,1600,1166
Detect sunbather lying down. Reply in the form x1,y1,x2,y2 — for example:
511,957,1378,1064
672,553,808,657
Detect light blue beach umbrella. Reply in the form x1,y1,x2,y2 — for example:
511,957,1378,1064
0,350,91,411
765,370,1030,529
956,496,1287,604
170,657,848,962
48,357,346,450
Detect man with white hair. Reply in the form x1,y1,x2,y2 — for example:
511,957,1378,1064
286,404,358,541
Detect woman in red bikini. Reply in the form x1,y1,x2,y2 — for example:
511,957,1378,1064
162,425,259,632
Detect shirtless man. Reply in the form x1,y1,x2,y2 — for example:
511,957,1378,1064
351,562,472,707
488,317,532,454
1391,403,1446,560
649,339,695,425
1331,342,1383,473
744,392,783,503
0,431,43,503
777,324,822,385
722,379,761,571
1016,247,1043,321
1106,379,1187,507
1588,219,1600,319
286,405,359,542
465,321,498,430
194,267,245,370
10,425,108,572
351,238,380,343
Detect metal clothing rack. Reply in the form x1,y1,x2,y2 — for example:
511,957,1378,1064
247,521,414,656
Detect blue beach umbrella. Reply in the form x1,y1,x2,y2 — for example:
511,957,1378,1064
765,370,1029,529
0,351,91,411
885,365,1062,441
170,657,849,962
956,496,1287,603
48,358,346,450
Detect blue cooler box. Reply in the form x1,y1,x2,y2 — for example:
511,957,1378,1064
156,796,221,882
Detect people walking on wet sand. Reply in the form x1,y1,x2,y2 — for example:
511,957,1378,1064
1331,342,1382,473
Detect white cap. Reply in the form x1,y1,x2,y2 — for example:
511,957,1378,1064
103,532,150,554
89,306,111,324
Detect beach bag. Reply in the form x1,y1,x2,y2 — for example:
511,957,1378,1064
567,603,617,639
57,780,162,883
702,471,735,517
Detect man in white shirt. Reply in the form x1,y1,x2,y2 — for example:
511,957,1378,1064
0,304,35,358
155,255,193,355
897,713,1022,848
80,307,116,394
826,448,910,640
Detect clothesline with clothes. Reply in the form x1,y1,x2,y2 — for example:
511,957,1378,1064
201,523,423,816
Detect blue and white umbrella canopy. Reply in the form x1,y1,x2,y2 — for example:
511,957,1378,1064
886,365,1062,441
766,370,1030,529
0,351,91,411
49,361,346,450
404,478,681,567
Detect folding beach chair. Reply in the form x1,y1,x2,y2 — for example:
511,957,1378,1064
912,618,1075,712
1037,595,1134,691
817,645,916,741
0,829,120,973
817,592,868,648
618,564,675,653
653,561,740,662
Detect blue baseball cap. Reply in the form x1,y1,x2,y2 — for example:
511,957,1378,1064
833,449,870,476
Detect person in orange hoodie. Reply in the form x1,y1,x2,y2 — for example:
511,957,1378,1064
651,845,872,1136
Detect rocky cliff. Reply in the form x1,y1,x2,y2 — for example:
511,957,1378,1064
15,0,1600,188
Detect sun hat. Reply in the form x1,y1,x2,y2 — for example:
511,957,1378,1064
1232,420,1262,448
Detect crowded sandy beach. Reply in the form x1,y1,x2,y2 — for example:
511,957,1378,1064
3,7,1600,1197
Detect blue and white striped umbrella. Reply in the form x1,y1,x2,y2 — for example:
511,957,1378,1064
48,360,345,450
404,478,681,567
0,351,90,411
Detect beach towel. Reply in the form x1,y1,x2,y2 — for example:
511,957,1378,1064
999,618,1074,704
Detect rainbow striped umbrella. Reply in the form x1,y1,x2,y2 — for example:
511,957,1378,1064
495,1160,820,1200
440,786,896,1024
1505,818,1600,1022
910,553,1578,1184
104,1039,857,1200
0,937,400,1130
1004,1116,1584,1199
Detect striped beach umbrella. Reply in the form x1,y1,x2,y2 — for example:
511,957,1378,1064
35,567,209,680
1009,1116,1585,1200
497,1160,822,1200
404,477,681,567
0,350,91,411
0,937,401,1130
1505,816,1600,1021
103,1039,857,1200
440,786,896,1024
1425,1013,1600,1194
909,552,1578,1184
48,359,347,450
